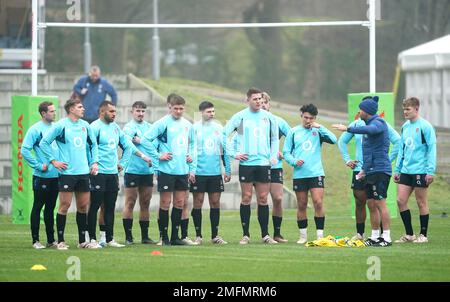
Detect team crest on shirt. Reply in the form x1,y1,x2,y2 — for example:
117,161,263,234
262,117,269,123
416,128,419,133
214,130,220,136
185,127,189,132
82,127,86,132
312,131,317,136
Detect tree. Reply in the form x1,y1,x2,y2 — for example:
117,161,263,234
242,0,283,95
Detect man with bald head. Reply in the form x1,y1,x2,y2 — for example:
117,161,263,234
73,65,118,124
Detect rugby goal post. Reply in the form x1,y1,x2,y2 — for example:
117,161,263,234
31,0,378,95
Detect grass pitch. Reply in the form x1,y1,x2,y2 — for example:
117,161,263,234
1,205,449,282
2,78,449,282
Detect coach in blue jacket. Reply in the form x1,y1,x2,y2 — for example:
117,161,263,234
73,65,118,123
333,96,393,247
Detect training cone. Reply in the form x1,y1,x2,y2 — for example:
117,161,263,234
151,251,163,256
30,264,47,270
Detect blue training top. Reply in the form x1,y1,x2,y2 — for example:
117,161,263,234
40,117,98,175
272,114,291,170
223,108,279,167
120,119,157,175
347,114,391,175
283,124,337,179
193,120,231,176
90,119,140,174
22,120,60,178
338,119,400,172
141,115,196,176
395,117,436,175
73,76,118,121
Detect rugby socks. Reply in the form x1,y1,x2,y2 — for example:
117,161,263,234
30,194,45,244
420,214,429,237
123,218,133,241
297,219,308,229
314,216,325,239
99,230,106,243
356,222,365,237
314,216,325,229
210,208,220,239
191,208,203,237
159,209,169,240
181,218,189,239
382,230,391,242
104,192,118,243
56,213,67,243
87,192,102,240
99,224,106,241
170,207,182,241
139,220,149,240
258,205,269,237
400,209,414,236
240,204,251,237
371,229,380,241
44,191,58,244
76,212,88,244
297,219,308,238
272,216,282,238
157,218,161,238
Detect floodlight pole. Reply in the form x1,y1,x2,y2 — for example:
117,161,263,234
32,0,38,95
369,0,376,93
84,0,92,73
152,0,160,80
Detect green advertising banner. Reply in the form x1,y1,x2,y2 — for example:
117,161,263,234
347,93,398,218
11,95,59,224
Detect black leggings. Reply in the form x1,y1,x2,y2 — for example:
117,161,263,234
30,190,58,244
88,190,118,242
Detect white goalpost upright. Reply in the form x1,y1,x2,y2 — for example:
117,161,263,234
31,0,377,95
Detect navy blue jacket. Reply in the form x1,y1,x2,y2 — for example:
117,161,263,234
347,115,391,175
73,76,118,121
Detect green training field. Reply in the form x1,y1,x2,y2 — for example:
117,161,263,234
1,205,449,282
2,77,450,282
